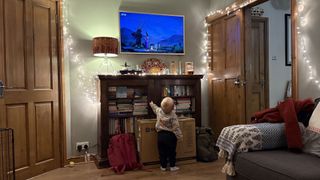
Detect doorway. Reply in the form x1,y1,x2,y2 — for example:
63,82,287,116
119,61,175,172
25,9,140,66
207,0,294,137
245,0,292,121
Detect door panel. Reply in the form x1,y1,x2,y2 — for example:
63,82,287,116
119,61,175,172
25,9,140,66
211,79,225,136
35,102,54,163
211,20,225,77
225,79,244,125
4,0,27,89
225,15,241,76
7,104,29,170
0,0,60,179
33,4,52,89
209,10,246,137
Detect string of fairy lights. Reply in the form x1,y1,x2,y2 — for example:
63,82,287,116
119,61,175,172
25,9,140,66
62,0,100,103
205,0,319,89
295,0,320,88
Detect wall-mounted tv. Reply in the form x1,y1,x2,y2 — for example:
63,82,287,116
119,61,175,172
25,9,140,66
119,11,185,55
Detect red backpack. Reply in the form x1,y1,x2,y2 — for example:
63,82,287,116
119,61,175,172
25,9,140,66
107,133,142,174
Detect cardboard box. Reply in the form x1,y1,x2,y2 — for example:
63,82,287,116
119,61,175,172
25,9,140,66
136,118,196,164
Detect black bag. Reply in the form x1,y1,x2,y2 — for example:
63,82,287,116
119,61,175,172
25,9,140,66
196,127,218,162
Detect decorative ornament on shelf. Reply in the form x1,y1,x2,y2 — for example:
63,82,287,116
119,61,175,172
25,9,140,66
119,62,142,75
141,58,167,74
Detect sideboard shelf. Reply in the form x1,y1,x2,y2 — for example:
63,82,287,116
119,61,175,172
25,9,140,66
95,74,203,168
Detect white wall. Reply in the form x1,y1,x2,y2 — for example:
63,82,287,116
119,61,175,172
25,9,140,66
65,0,211,157
210,0,235,11
255,1,291,107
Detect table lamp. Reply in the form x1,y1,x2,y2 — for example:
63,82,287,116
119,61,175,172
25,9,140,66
92,37,118,73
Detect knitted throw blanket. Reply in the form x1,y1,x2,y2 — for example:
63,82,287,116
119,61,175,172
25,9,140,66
216,123,303,176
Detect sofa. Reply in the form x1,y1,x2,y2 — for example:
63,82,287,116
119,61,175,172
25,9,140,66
227,149,320,180
226,98,320,180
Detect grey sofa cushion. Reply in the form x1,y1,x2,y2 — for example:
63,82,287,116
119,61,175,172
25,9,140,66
233,150,320,180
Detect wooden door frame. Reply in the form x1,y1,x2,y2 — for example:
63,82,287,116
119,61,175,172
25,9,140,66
206,0,298,100
57,0,67,166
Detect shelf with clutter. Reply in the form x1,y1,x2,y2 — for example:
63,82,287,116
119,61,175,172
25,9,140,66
95,74,203,168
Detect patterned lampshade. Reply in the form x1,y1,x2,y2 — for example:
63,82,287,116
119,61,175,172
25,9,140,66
92,37,118,57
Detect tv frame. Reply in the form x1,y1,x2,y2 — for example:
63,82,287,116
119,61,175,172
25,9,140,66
119,11,185,56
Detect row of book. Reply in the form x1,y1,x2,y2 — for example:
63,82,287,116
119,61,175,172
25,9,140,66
108,86,146,99
133,96,148,115
162,85,193,97
108,96,148,116
174,98,195,113
109,118,135,135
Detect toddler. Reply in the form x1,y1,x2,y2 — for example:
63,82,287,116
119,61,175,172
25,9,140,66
149,97,182,171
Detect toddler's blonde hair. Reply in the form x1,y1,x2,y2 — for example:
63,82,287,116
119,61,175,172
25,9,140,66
161,97,174,114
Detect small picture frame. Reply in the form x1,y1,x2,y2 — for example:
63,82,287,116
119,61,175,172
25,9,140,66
285,14,291,66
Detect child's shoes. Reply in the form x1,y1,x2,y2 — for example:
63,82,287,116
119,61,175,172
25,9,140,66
160,166,166,171
170,166,180,171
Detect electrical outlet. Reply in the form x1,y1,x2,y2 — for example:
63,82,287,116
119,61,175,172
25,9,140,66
76,142,89,152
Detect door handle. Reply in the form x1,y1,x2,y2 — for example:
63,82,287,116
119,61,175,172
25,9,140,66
234,78,246,87
234,79,241,86
0,80,5,98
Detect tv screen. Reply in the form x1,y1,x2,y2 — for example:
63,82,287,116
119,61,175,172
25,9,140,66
119,11,185,55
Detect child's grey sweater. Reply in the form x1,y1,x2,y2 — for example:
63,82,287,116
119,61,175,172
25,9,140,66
150,102,183,139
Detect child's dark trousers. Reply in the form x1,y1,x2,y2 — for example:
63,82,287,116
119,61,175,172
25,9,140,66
157,130,177,168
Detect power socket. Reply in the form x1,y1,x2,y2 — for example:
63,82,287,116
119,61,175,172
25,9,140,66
76,142,89,152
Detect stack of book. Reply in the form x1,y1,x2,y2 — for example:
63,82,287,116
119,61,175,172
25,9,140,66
133,96,148,115
175,98,191,113
117,99,133,114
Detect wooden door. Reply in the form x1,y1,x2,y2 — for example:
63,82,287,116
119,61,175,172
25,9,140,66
245,15,269,121
209,10,246,138
209,18,226,138
0,0,60,179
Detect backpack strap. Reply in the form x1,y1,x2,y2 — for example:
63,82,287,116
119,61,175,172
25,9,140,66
112,164,126,174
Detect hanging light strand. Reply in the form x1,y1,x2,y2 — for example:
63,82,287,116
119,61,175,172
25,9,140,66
63,0,98,103
296,0,320,88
